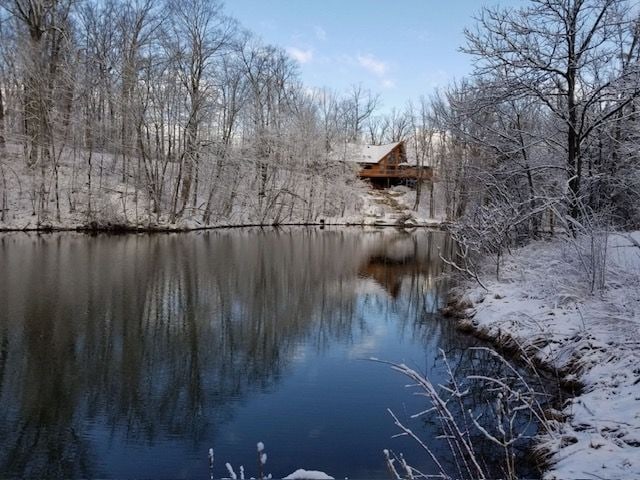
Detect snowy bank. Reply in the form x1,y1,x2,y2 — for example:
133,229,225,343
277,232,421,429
452,232,640,478
0,180,447,232
0,140,451,233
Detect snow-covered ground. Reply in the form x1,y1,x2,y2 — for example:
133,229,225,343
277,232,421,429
0,142,445,231
358,185,446,228
457,232,640,478
0,152,442,231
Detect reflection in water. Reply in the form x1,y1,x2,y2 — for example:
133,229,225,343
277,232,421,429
0,229,548,479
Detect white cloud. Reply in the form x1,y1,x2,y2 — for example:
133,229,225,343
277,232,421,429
287,47,314,64
357,54,388,77
314,25,327,41
381,79,396,89
353,53,395,89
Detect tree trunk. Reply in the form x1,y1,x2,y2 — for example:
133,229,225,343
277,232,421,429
567,74,581,221
0,82,5,149
24,76,40,167
0,81,6,151
567,10,581,222
179,117,197,214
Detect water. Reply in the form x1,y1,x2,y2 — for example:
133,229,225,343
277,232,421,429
0,228,554,479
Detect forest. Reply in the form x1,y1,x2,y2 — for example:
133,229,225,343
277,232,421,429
0,0,380,228
0,0,638,243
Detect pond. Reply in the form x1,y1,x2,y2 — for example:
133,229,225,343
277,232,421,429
0,229,555,479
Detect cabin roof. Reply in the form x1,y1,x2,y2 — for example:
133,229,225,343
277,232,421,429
343,142,402,164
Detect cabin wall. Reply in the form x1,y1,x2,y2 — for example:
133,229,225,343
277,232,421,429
361,146,403,177
355,142,434,189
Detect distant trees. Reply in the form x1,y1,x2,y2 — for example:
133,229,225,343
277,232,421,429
2,0,636,236
0,11,5,151
0,0,374,226
407,98,437,215
0,62,5,150
343,83,379,142
5,0,71,166
165,0,234,214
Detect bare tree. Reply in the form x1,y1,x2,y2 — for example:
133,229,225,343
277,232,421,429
0,10,9,150
0,0,371,229
0,11,6,150
4,0,69,167
407,98,435,214
342,83,379,143
385,107,410,143
0,67,5,151
464,0,640,222
366,115,388,145
165,0,235,216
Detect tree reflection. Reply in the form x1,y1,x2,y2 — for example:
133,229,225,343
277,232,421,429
0,228,455,477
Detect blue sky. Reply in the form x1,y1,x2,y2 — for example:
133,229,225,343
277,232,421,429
224,0,526,112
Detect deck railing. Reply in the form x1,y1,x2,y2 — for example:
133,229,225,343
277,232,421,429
358,167,432,179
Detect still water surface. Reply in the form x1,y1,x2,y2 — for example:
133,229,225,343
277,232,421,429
0,229,548,478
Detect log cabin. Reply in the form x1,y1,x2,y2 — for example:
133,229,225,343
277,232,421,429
343,141,432,188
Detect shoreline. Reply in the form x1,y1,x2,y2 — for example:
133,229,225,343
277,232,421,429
0,183,449,235
442,233,640,479
0,219,450,234
444,295,582,392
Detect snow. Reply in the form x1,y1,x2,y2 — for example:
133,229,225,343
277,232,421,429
458,232,640,479
341,142,402,164
282,469,334,480
225,463,237,480
359,187,446,228
0,141,448,231
0,142,368,231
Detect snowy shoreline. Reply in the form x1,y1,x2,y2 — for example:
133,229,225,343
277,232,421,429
447,233,640,479
0,218,448,234
0,186,449,233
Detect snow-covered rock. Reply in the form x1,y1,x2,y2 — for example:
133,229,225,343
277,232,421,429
283,469,334,480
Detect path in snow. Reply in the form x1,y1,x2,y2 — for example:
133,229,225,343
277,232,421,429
361,187,445,227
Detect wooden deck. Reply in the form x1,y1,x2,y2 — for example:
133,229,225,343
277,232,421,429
358,167,433,180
